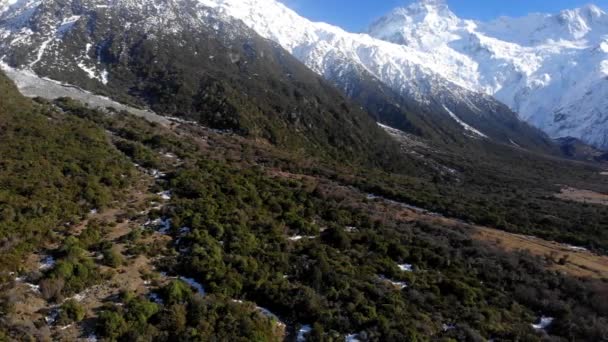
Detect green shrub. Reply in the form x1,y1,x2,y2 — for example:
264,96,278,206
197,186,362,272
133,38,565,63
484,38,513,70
163,280,193,305
97,310,128,340
102,247,124,268
58,299,86,324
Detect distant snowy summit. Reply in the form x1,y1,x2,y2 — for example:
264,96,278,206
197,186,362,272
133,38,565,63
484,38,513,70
367,0,608,148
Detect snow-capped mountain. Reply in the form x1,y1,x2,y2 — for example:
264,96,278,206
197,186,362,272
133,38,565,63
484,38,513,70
0,0,558,152
182,0,555,150
0,0,410,163
368,0,608,148
196,0,608,149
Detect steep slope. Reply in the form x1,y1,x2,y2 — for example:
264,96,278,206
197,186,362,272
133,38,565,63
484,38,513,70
2,82,607,341
0,0,558,156
0,0,400,166
191,0,557,153
0,69,134,270
556,137,608,162
368,0,608,149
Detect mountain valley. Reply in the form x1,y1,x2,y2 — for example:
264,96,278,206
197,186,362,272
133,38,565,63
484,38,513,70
0,0,607,341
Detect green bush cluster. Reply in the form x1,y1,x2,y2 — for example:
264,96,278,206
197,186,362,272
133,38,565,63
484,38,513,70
96,286,281,342
57,299,86,325
1,74,607,341
0,76,133,272
40,237,102,302
62,97,605,341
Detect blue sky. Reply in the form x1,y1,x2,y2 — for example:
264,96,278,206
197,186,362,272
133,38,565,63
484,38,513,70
280,0,608,32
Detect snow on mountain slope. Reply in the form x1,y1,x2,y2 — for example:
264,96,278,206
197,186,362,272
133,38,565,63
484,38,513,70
1,0,410,163
198,0,453,105
368,0,608,148
0,0,561,150
194,0,559,150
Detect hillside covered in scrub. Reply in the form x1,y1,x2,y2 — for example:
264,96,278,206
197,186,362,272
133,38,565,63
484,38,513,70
0,71,607,340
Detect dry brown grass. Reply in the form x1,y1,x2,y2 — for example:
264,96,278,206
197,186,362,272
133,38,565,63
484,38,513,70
473,227,608,279
267,167,608,280
556,186,608,206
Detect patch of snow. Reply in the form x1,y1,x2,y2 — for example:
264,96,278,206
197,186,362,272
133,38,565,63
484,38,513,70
296,324,312,342
45,308,59,325
100,69,109,85
70,292,86,302
145,217,171,234
379,275,407,289
345,334,360,342
29,37,53,68
149,169,167,179
157,190,172,200
57,15,80,36
0,0,19,15
85,334,98,342
398,264,413,272
345,226,358,233
39,256,56,270
77,61,107,84
16,276,41,293
157,190,172,201
566,245,588,252
77,61,95,78
288,235,316,241
148,292,163,304
532,316,554,331
165,116,200,125
179,276,205,296
26,282,40,293
179,226,191,236
443,105,488,138
442,323,456,332
256,306,286,327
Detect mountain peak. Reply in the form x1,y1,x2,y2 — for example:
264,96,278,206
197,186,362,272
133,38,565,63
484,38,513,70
374,0,458,26
400,0,452,16
0,0,17,14
557,3,607,22
367,0,460,49
581,3,605,17
412,0,449,9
